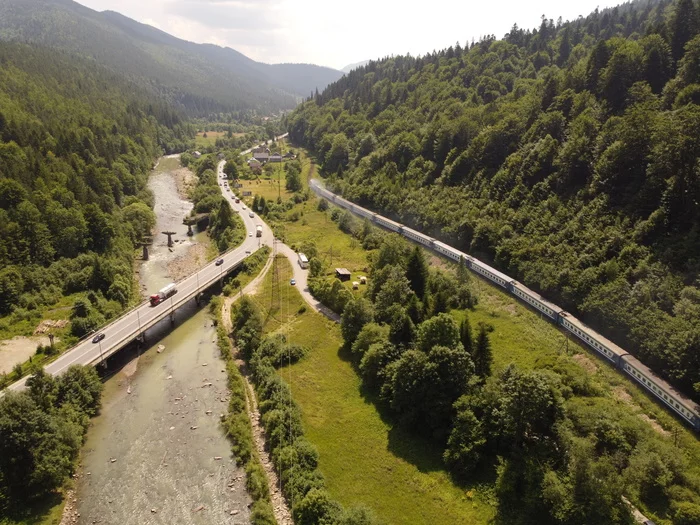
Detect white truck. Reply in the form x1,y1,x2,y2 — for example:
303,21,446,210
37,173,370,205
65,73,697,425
150,283,177,306
256,225,263,237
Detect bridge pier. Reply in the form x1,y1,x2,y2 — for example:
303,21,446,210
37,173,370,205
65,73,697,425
187,224,194,237
142,244,149,260
169,311,175,325
162,231,176,247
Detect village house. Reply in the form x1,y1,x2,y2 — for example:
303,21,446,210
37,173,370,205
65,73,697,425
252,146,270,162
269,152,283,163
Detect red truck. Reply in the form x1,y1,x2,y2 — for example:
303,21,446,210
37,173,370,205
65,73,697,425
150,283,177,306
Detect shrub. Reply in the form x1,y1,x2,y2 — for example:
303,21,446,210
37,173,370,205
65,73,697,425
250,500,277,525
245,462,271,501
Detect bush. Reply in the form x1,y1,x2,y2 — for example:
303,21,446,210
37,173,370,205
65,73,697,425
317,198,329,211
250,500,277,525
245,461,271,501
293,488,343,525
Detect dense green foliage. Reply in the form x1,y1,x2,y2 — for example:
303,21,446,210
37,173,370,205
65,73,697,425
231,300,380,525
335,231,700,524
0,0,342,115
187,154,245,253
0,366,102,514
288,0,700,402
0,41,191,346
211,296,276,525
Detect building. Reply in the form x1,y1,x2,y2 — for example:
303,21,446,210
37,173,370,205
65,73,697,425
298,253,309,269
247,158,262,169
193,151,202,159
252,147,270,162
283,152,297,160
335,268,351,281
269,153,283,163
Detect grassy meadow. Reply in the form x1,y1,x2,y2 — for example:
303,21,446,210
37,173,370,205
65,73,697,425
249,256,496,524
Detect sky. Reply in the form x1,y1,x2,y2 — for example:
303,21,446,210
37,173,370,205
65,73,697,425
75,0,623,70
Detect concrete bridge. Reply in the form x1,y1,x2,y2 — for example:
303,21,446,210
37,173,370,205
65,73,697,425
6,196,271,393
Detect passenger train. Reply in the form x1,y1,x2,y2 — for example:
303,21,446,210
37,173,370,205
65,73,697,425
309,180,700,431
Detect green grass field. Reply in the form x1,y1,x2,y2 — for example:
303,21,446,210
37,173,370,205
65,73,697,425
194,130,239,148
249,256,496,524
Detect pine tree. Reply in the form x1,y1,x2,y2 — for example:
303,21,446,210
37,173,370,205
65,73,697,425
406,245,428,299
671,0,698,63
457,255,469,284
460,317,473,355
473,324,493,379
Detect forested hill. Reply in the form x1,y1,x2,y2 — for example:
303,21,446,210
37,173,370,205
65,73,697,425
0,0,343,116
0,41,193,342
287,0,700,402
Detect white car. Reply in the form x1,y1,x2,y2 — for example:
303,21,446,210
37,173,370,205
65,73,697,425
242,205,246,210
248,232,253,237
249,212,254,218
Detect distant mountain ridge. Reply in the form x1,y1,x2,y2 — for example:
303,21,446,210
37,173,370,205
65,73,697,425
0,0,343,115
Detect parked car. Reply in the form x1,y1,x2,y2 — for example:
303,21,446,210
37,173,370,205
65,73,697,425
249,232,253,237
290,279,296,286
216,258,224,266
92,332,105,344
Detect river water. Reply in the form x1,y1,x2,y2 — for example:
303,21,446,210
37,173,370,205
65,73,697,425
76,157,251,524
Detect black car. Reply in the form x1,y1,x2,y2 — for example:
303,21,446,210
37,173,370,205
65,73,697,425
216,258,224,266
92,333,105,344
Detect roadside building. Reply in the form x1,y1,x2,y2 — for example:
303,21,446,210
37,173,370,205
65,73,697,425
269,153,283,163
252,147,270,162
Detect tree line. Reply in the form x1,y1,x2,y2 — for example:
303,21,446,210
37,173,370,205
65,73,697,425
183,153,245,253
286,0,700,403
0,41,193,350
0,366,103,516
230,296,380,525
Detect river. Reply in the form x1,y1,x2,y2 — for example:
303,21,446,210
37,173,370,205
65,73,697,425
75,156,251,524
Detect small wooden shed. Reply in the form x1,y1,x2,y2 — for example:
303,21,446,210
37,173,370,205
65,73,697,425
335,268,351,281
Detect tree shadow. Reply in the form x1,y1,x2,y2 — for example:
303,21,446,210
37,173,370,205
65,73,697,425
4,490,64,525
336,342,501,488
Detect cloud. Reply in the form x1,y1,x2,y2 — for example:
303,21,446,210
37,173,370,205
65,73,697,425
166,0,284,31
76,0,627,70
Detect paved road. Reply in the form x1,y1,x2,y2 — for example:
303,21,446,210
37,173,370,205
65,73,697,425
6,182,269,392
218,159,340,323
